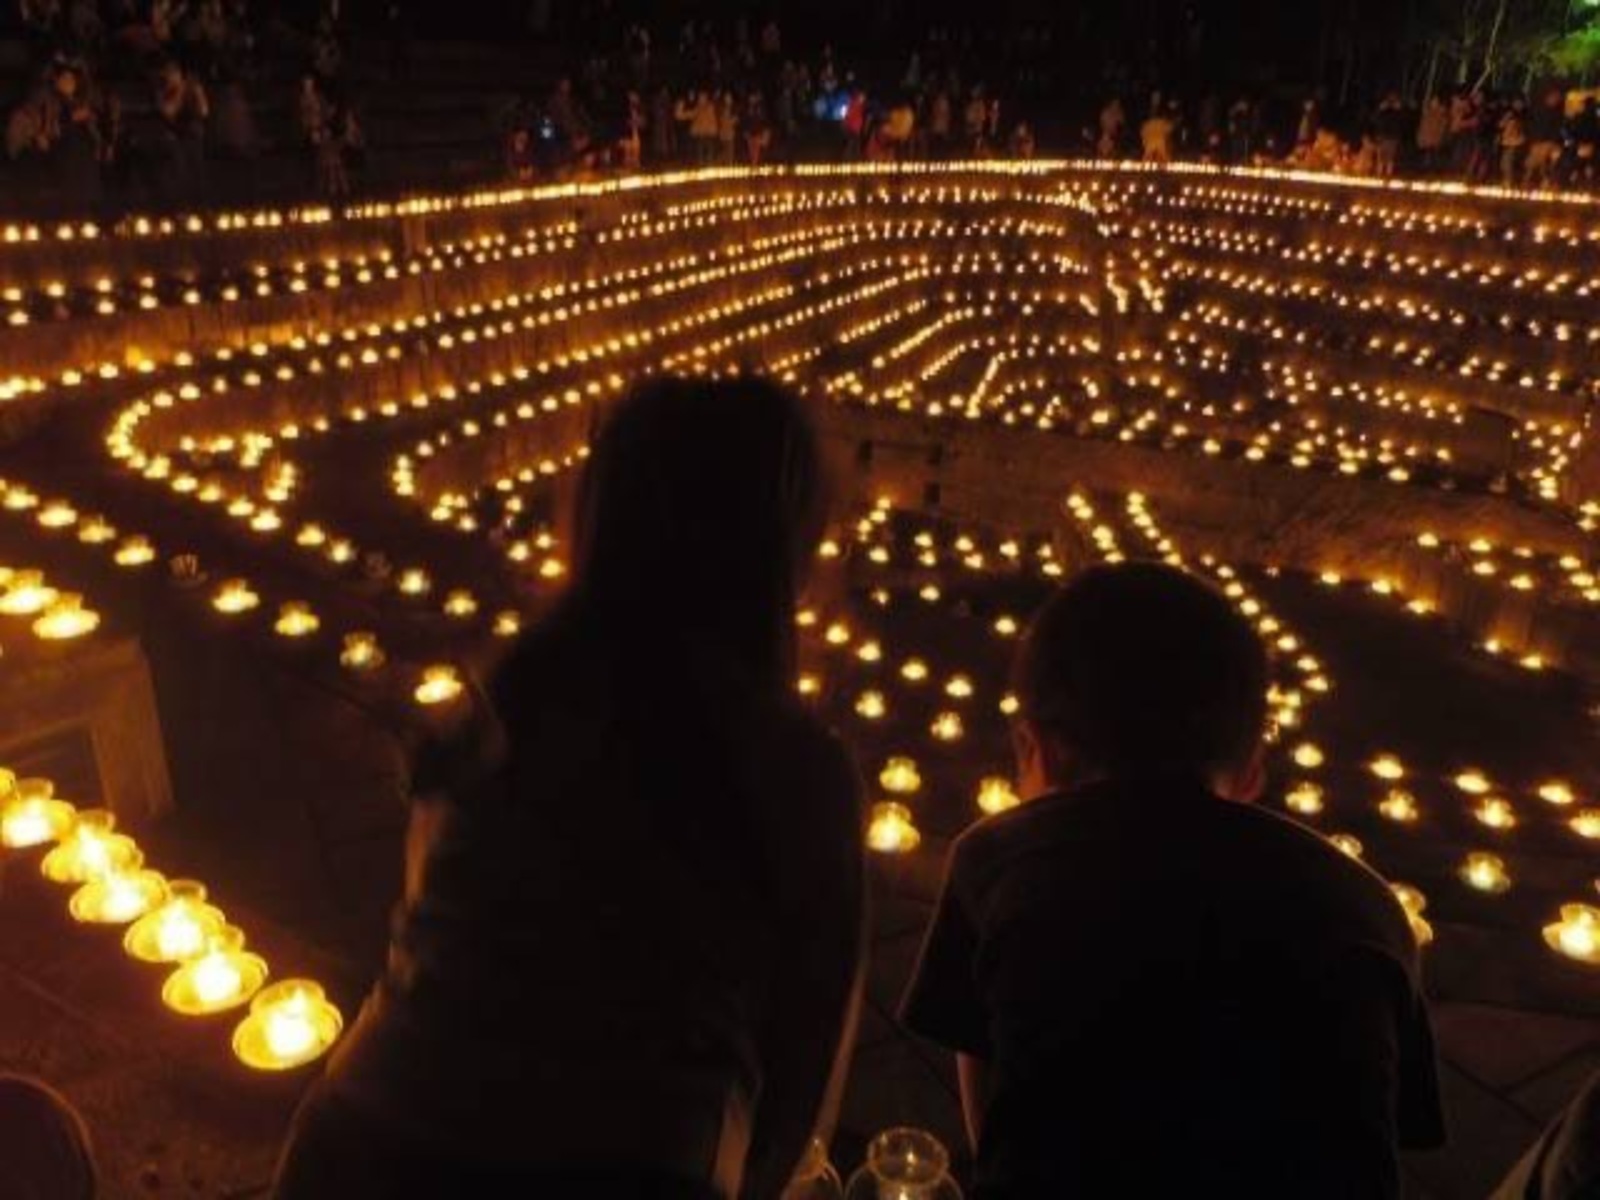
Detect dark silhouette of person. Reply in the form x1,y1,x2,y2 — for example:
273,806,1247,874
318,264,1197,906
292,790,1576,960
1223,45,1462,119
902,562,1444,1199
275,377,866,1199
0,1074,97,1199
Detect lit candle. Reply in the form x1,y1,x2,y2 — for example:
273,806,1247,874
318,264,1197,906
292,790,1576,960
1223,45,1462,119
976,776,1020,815
1454,769,1491,795
1537,780,1577,807
163,927,268,1014
1369,754,1405,782
40,810,138,883
1391,883,1434,947
1458,852,1511,894
1474,796,1517,830
944,675,974,700
69,864,168,924
1285,781,1324,815
900,658,929,683
1569,809,1600,839
414,665,464,706
232,980,343,1069
340,632,384,671
855,691,887,720
1291,743,1324,769
273,602,319,638
492,610,522,638
1543,905,1600,966
0,570,58,616
879,758,922,795
212,578,260,615
397,568,432,597
1378,789,1421,823
32,594,100,640
0,777,76,848
1329,833,1363,858
866,802,921,854
930,711,964,742
114,536,156,567
125,880,226,963
443,590,478,619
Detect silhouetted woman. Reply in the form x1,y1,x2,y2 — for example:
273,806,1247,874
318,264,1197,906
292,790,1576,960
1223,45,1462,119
275,377,866,1199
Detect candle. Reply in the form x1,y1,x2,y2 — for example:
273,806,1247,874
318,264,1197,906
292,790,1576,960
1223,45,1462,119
163,927,268,1014
1291,743,1324,769
1391,883,1434,947
0,778,75,848
1329,834,1363,858
1285,781,1324,815
414,665,464,706
1378,789,1420,823
1454,769,1492,795
900,658,929,683
114,536,155,567
212,578,260,615
232,980,343,1069
273,602,319,638
69,865,168,924
340,632,384,671
1569,809,1600,839
855,691,887,720
976,776,1020,815
1458,852,1511,894
866,802,921,854
823,622,851,647
1474,796,1517,830
0,571,58,616
1543,905,1600,966
32,594,100,640
944,675,974,700
879,758,921,795
397,568,432,597
929,711,964,742
125,880,226,963
40,810,139,884
442,590,478,619
1537,780,1577,807
492,610,522,638
1368,754,1405,782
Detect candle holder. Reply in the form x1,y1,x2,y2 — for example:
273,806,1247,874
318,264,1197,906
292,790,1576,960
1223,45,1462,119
32,594,100,640
125,880,227,963
163,926,268,1014
1543,904,1600,965
69,861,168,924
0,778,76,848
232,980,343,1070
40,810,139,884
843,1128,962,1200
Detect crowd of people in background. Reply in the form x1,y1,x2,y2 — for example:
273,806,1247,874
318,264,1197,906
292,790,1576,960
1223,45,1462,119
497,20,1032,182
7,2,1600,216
1103,84,1600,191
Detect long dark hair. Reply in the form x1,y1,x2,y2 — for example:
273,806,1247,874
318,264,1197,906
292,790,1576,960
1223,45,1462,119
490,373,826,757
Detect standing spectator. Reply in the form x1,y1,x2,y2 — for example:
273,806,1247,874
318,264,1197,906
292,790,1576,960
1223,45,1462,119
1523,88,1564,188
1448,89,1479,176
677,89,717,165
962,85,987,156
928,86,952,158
154,58,208,201
1295,97,1320,155
1373,91,1404,178
618,89,644,171
716,90,739,165
1098,95,1126,157
743,92,771,165
275,377,866,1200
1498,100,1527,188
1415,93,1448,174
1140,102,1175,163
1225,96,1255,164
650,84,675,165
1009,120,1035,159
901,563,1445,1199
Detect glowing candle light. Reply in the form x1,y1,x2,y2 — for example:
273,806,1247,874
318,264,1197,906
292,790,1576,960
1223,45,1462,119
32,594,100,640
1570,809,1600,839
114,536,155,567
796,673,821,697
930,711,964,742
414,665,464,706
340,632,384,672
824,622,851,647
1,777,75,848
40,810,138,883
1537,781,1577,807
443,590,478,619
1454,769,1491,795
232,980,343,1069
1369,754,1405,782
993,615,1019,637
125,880,226,962
1458,852,1511,894
944,675,974,700
1474,796,1517,830
212,578,260,615
1291,743,1324,769
900,658,929,683
855,691,887,720
273,602,319,638
397,568,432,597
999,693,1020,716
492,610,522,638
1329,834,1363,859
69,863,168,924
0,571,58,616
36,500,77,529
866,802,921,854
879,757,922,795
1285,781,1324,815
1543,905,1600,966
976,776,1020,815
1378,789,1420,823
163,927,268,1014
1391,884,1434,947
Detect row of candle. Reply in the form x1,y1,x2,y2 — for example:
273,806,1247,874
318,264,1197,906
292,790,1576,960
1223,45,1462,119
0,770,344,1068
